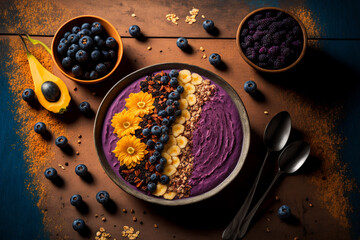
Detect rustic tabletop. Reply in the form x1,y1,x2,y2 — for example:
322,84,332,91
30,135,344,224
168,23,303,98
1,0,359,239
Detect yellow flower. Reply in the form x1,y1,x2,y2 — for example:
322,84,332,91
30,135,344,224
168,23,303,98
125,91,155,117
113,135,148,168
111,109,141,138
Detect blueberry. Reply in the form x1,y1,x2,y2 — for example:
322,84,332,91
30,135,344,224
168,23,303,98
161,126,169,134
93,35,101,43
74,164,88,177
162,118,169,126
72,219,85,232
34,122,46,134
176,37,188,50
96,190,110,204
209,53,221,66
57,43,67,55
91,22,103,35
101,50,110,60
160,75,169,84
153,150,161,158
159,157,167,165
55,136,68,148
81,23,91,30
142,128,151,137
203,20,215,32
75,50,88,63
176,85,184,93
169,70,179,78
67,44,80,58
173,100,179,107
67,33,80,44
78,102,91,114
129,25,141,37
175,109,182,116
90,70,99,80
83,71,91,80
22,88,35,102
70,194,83,207
168,116,176,123
166,99,174,106
147,182,156,192
166,105,174,115
160,175,170,184
158,110,167,117
91,50,101,61
97,39,106,48
155,142,164,151
151,125,161,136
155,164,164,172
168,91,180,100
44,167,57,180
77,29,92,38
106,37,117,48
170,77,178,87
150,173,159,182
72,26,81,34
79,36,93,50
95,63,107,76
146,139,155,148
149,155,157,164
108,50,116,59
64,31,71,39
278,205,291,219
244,80,257,94
59,38,70,47
159,134,169,143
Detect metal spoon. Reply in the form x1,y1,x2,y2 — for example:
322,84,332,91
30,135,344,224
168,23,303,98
238,141,311,239
222,111,291,240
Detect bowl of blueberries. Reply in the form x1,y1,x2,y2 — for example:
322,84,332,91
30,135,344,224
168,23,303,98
236,7,307,73
52,15,123,84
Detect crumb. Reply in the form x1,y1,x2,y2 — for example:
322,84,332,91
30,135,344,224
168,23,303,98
132,217,137,222
76,151,79,155
275,196,280,201
147,46,152,51
58,164,65,170
92,92,97,96
121,226,140,239
266,217,271,222
309,203,313,207
199,46,205,52
294,237,300,240
131,13,136,17
102,217,106,222
160,50,163,53
78,134,82,138
185,8,199,24
201,15,205,18
64,162,69,166
140,221,143,225
131,209,135,213
154,224,158,228
202,54,207,59
95,214,99,218
73,87,77,91
166,13,179,25
266,227,270,233
99,227,105,232
77,140,81,144
264,111,269,115
123,208,127,213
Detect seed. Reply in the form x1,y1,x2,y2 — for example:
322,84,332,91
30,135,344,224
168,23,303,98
264,111,269,115
147,46,152,51
102,217,106,221
154,224,158,228
132,217,137,222
76,151,79,155
123,208,127,213
309,203,313,207
131,13,136,17
78,140,81,144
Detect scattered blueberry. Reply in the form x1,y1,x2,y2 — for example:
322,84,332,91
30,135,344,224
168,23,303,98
81,23,91,30
203,20,215,32
91,22,103,35
244,80,257,94
155,164,164,172
142,128,151,137
150,173,158,182
278,205,291,219
209,53,221,66
75,164,88,177
75,50,88,62
160,175,170,184
34,122,46,134
176,85,184,93
72,218,85,232
79,101,91,114
44,167,57,180
160,134,169,143
129,25,141,37
55,136,68,148
154,142,164,151
169,70,179,78
96,190,110,205
160,75,169,84
72,65,83,77
151,125,162,136
147,182,156,192
176,37,188,50
106,37,117,48
70,194,83,207
22,88,35,102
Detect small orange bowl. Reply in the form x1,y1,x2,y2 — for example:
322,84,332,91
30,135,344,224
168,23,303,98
52,15,123,84
236,7,307,73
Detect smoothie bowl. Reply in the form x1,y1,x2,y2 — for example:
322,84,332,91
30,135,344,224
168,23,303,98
94,63,250,206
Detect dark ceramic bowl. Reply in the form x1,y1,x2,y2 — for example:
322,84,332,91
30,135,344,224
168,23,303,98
52,15,123,84
236,7,307,73
93,63,250,206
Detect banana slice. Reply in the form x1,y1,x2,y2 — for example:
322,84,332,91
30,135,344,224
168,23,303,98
179,99,188,110
181,109,191,120
167,145,181,156
172,124,184,137
168,135,177,146
162,152,172,165
178,70,192,83
176,136,188,148
175,116,186,124
152,183,167,197
172,157,180,168
191,73,203,85
163,165,177,176
163,192,177,200
184,83,196,95
186,94,197,106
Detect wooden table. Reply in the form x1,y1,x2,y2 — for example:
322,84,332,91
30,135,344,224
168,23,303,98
1,0,359,239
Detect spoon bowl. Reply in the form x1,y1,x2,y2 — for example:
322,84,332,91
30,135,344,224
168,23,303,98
264,111,292,152
279,141,310,174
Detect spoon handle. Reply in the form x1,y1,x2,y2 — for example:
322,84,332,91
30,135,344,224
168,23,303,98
237,171,283,239
222,150,270,240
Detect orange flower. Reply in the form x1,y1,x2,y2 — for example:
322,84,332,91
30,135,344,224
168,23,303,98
125,91,155,117
111,109,141,138
113,135,148,168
